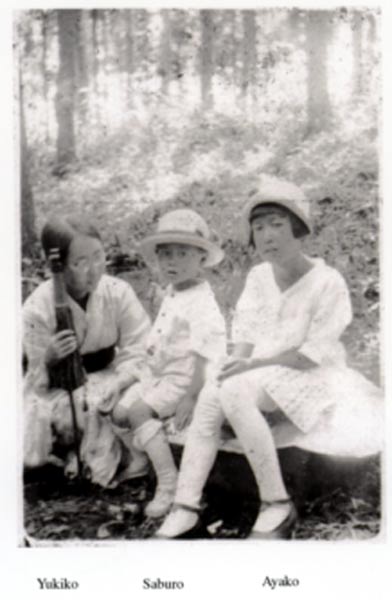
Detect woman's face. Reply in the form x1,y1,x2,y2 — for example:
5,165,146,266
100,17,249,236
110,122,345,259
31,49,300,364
251,211,301,264
63,234,105,299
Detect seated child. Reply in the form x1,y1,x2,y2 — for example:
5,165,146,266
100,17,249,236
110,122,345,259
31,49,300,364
99,209,227,518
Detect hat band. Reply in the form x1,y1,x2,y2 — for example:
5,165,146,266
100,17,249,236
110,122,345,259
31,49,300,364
249,203,291,222
156,228,207,240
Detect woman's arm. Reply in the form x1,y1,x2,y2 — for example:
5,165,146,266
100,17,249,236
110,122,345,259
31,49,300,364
218,348,317,381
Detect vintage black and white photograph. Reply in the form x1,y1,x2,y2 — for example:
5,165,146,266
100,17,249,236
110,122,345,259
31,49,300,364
16,4,384,554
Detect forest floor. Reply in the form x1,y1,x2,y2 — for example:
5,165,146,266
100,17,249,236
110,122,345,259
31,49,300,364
24,458,381,544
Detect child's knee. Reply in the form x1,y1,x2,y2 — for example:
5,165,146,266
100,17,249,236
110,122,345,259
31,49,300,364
112,404,130,428
219,376,254,416
128,399,154,428
189,391,223,438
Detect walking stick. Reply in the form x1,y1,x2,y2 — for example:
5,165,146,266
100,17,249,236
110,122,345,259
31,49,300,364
47,248,86,477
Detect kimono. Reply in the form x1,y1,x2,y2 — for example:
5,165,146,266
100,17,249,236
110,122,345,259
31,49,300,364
23,274,151,486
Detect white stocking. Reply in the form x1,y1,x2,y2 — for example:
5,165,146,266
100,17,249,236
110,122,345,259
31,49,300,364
174,382,225,509
219,374,289,504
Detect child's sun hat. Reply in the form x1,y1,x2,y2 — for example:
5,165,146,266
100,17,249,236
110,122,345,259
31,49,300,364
243,176,312,242
138,209,224,268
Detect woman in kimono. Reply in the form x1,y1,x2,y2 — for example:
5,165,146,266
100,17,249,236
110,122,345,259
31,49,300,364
157,177,383,540
23,215,151,487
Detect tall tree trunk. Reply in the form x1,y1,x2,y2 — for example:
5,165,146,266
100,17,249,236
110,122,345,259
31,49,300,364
40,10,49,143
101,10,111,129
159,10,172,95
241,10,257,106
305,10,332,134
228,10,239,87
200,10,214,109
20,80,37,256
91,9,100,123
352,11,363,97
55,10,78,169
124,10,134,109
74,11,88,125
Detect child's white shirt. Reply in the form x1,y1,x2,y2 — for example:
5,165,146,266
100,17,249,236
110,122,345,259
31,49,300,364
146,280,227,385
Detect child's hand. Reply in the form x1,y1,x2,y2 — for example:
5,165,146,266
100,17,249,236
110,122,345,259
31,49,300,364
174,397,195,431
217,358,253,381
98,380,121,415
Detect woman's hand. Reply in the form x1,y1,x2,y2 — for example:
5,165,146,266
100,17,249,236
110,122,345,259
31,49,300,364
174,397,195,431
218,357,257,382
45,330,78,366
98,380,121,415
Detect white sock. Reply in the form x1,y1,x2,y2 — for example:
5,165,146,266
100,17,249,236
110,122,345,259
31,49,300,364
134,419,177,489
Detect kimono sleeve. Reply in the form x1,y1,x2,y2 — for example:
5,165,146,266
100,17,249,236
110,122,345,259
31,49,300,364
299,270,352,365
23,290,54,392
113,284,151,379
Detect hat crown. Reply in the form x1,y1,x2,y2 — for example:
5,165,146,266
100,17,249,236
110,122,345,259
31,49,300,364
249,177,310,221
157,209,211,240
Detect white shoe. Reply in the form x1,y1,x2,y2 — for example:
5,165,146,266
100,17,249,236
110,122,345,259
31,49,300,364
155,507,199,538
145,486,176,519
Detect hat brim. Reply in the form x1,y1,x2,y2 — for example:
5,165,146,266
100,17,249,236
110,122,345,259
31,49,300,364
138,232,224,268
243,197,311,242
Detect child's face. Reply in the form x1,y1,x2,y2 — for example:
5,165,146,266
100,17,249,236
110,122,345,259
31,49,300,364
156,243,206,287
251,212,301,264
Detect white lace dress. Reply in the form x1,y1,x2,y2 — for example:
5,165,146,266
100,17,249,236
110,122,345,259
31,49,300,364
231,259,383,457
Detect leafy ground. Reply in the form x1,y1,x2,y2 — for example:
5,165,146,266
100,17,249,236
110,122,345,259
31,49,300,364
24,461,380,544
23,108,381,542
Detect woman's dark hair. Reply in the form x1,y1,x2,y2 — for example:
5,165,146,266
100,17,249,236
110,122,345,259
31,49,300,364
249,203,308,247
41,216,102,264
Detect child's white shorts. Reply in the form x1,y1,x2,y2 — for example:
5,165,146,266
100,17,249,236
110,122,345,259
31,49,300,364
118,376,189,419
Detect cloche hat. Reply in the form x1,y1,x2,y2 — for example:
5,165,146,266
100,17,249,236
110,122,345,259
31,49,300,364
243,176,311,242
138,209,224,268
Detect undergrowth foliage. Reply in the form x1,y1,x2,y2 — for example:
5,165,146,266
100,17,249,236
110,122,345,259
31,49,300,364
26,106,380,383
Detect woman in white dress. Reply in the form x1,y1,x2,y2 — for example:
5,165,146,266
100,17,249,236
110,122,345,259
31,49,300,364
157,177,383,539
23,215,151,487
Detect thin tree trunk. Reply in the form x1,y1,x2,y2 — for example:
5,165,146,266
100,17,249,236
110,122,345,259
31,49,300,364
20,80,37,255
228,10,238,87
200,10,214,109
305,10,332,134
240,10,256,109
101,10,111,130
352,11,363,97
159,10,172,95
55,10,78,169
124,10,134,109
74,11,88,125
40,10,49,143
91,9,100,124
241,10,257,107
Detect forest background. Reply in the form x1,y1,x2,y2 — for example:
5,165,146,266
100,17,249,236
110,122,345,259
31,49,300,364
18,7,382,541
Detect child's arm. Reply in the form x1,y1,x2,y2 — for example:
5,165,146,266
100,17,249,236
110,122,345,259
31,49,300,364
173,353,207,430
